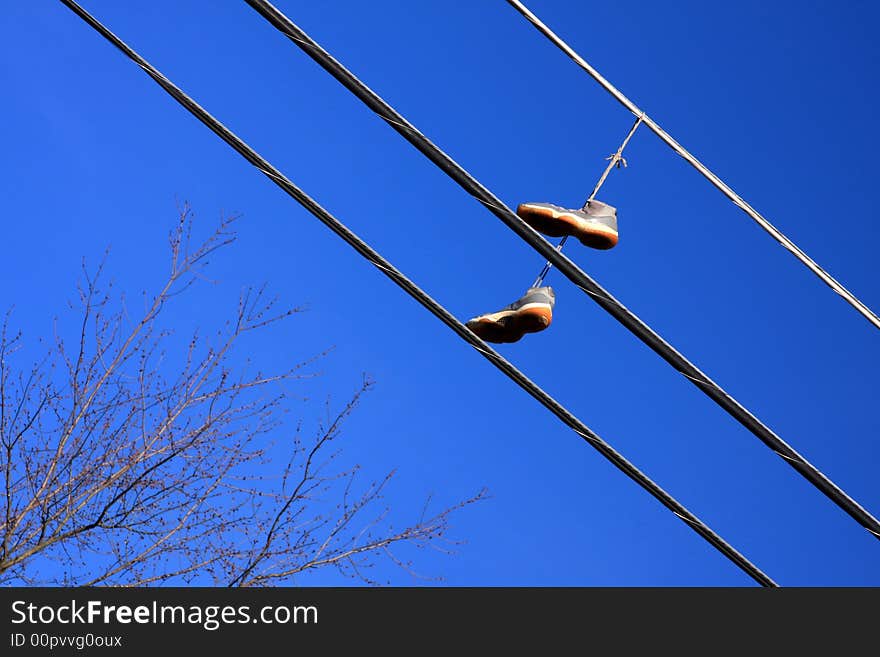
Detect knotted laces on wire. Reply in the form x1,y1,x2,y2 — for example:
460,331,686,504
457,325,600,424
532,114,643,288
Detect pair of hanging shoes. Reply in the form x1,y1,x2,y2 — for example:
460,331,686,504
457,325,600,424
465,199,618,344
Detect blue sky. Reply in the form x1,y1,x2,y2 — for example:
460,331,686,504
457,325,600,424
2,0,878,585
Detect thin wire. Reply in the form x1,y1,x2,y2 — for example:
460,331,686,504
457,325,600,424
57,0,776,587
505,0,880,333
241,0,880,541
532,114,643,288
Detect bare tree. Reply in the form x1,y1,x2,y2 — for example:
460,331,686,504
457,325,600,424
0,206,485,586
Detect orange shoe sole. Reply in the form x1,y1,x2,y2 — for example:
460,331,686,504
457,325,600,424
468,306,552,344
517,204,618,250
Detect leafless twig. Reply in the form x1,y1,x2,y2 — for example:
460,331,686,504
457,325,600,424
0,206,485,586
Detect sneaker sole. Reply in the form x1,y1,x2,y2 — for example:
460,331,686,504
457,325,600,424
517,203,619,250
468,304,553,344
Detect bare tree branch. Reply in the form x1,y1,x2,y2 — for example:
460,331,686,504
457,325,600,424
0,205,484,586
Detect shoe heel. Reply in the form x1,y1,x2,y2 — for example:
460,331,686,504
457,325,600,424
513,307,552,334
577,226,619,250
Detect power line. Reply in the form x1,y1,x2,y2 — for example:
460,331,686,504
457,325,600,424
505,0,880,332
241,0,880,541
56,0,776,587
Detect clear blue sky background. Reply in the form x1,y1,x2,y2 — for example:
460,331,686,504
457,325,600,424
2,1,878,586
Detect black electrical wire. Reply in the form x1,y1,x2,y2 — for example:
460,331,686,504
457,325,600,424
57,0,775,587
242,0,880,542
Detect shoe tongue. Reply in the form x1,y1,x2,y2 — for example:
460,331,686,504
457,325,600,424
586,199,614,215
524,286,555,304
